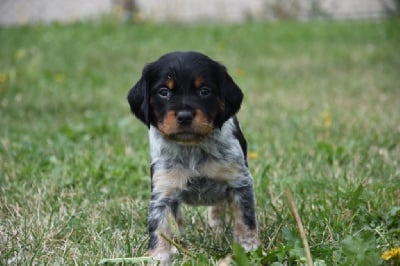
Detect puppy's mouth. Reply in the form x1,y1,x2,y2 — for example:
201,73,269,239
168,132,206,144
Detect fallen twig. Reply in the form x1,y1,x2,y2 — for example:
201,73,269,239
98,256,153,264
160,233,195,258
285,189,313,266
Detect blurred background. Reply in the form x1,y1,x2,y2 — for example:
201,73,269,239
1,0,399,25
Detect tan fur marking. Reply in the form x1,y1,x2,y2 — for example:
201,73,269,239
207,205,226,232
158,111,178,136
199,161,241,181
194,76,204,88
152,169,192,196
164,78,174,90
192,109,214,136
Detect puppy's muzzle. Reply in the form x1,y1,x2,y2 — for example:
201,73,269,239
168,109,210,144
173,109,201,142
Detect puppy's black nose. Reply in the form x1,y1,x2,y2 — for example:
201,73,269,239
176,110,194,126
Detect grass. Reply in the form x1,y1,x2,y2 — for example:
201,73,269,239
1,18,400,265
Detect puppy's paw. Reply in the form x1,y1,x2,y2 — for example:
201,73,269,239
170,244,179,254
239,239,260,252
148,249,172,266
235,231,260,252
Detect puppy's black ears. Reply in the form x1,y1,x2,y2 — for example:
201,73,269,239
127,74,150,128
217,67,244,127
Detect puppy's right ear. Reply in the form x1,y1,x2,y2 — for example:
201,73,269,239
127,74,150,128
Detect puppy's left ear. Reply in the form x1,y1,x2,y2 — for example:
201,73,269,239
127,75,150,128
217,66,244,127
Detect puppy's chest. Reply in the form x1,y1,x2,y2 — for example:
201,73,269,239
151,149,247,204
152,155,242,188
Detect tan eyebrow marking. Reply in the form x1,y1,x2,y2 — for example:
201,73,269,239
194,76,204,88
164,76,174,90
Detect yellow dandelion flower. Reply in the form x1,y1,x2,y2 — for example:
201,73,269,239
234,68,244,78
54,73,65,83
322,110,332,129
381,247,400,261
15,48,26,60
248,152,259,160
217,41,225,50
0,73,7,84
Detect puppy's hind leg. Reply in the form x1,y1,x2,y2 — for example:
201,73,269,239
207,203,226,233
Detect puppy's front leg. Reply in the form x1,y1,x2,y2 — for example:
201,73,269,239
231,183,260,251
147,194,176,265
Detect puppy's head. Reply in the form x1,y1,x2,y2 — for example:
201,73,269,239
128,51,243,144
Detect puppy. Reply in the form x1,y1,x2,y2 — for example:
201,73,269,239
127,51,260,265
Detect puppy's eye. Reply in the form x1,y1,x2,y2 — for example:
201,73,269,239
158,88,171,98
198,87,211,98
